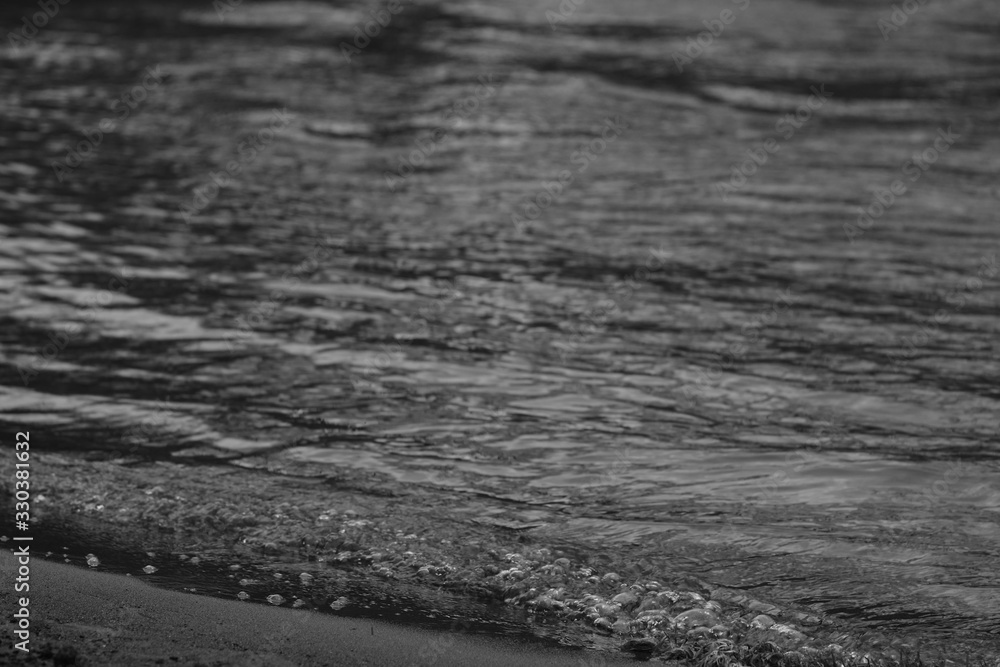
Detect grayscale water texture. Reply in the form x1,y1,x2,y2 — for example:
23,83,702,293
1,0,998,660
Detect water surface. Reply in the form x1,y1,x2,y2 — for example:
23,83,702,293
1,0,999,661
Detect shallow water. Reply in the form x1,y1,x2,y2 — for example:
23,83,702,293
1,0,999,661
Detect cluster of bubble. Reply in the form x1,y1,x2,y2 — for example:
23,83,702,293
130,507,924,665
301,530,842,661
152,505,937,667
475,548,854,663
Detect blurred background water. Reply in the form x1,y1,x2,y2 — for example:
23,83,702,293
1,0,999,660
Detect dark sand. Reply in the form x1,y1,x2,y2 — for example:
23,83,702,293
1,551,636,666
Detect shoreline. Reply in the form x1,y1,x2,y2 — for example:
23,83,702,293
7,455,995,665
0,551,635,667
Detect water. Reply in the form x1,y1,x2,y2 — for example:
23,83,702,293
1,0,999,661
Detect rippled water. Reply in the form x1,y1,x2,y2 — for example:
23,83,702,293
2,0,999,661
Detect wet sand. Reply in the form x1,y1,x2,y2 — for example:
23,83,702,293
0,551,634,667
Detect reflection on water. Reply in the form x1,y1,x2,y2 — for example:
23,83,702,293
1,0,999,660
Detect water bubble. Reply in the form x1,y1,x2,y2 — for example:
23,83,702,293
673,608,720,629
596,602,621,617
329,597,349,610
593,617,614,633
655,591,679,606
267,594,285,606
237,591,250,601
611,591,640,611
86,554,100,568
534,596,565,612
770,623,807,640
142,565,158,574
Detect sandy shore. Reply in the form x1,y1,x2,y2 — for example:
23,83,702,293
1,551,636,667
